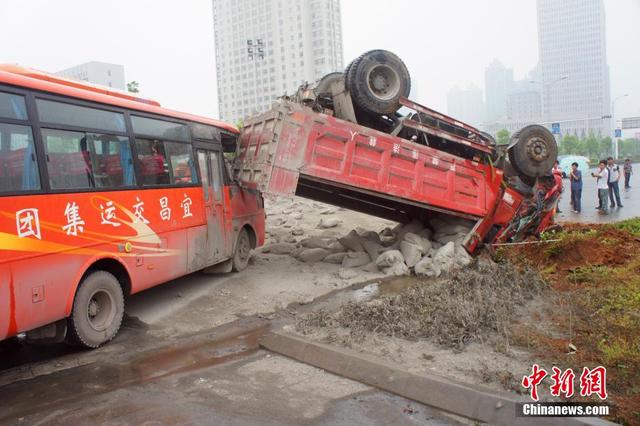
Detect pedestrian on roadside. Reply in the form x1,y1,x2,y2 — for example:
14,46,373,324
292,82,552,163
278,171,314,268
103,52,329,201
553,160,563,213
623,158,633,189
592,160,610,214
569,162,582,213
607,157,623,208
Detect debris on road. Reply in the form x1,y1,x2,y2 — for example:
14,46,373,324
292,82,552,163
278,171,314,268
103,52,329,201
296,259,546,350
263,199,479,277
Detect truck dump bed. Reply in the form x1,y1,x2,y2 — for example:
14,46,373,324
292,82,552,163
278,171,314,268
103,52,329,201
236,101,504,224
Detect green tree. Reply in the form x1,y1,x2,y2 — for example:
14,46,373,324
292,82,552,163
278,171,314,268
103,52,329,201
496,129,510,145
618,138,640,159
584,134,600,159
126,81,140,93
598,136,612,158
560,135,580,155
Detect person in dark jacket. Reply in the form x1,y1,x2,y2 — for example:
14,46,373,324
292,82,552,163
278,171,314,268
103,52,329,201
623,159,633,189
569,162,582,213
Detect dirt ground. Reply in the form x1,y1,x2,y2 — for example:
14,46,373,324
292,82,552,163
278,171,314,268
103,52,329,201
504,220,640,425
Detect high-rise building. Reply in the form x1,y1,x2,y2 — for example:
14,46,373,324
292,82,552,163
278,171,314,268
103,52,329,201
55,62,125,90
213,0,343,123
446,85,485,127
537,0,610,137
506,72,542,126
485,59,514,123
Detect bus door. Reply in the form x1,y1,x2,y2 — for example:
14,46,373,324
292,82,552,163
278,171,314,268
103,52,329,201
194,149,227,267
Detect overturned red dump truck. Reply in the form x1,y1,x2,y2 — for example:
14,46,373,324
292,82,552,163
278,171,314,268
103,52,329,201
236,50,561,253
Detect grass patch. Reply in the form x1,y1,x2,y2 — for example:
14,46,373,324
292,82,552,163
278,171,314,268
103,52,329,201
505,219,640,424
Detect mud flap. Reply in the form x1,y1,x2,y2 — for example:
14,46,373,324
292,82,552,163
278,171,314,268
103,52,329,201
202,259,233,274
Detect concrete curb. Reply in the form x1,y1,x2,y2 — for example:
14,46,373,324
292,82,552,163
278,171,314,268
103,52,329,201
260,331,616,426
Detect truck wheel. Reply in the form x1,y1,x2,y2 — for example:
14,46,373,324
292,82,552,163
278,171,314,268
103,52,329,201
480,131,496,147
315,72,343,96
508,125,557,179
67,271,124,348
232,228,251,272
346,50,411,115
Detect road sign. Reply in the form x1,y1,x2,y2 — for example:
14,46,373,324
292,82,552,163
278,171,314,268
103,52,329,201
551,123,560,135
615,128,622,138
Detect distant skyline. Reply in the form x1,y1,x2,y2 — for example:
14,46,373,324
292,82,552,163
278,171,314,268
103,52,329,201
0,0,637,122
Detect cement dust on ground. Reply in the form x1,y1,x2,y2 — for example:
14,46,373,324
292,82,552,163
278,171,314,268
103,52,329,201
292,260,549,397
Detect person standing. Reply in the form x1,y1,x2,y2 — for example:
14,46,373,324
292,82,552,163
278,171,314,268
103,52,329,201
569,162,582,213
552,160,563,213
592,160,610,214
607,157,623,208
623,159,633,189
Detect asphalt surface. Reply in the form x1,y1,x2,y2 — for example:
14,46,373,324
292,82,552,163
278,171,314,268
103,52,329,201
556,165,639,223
0,317,460,426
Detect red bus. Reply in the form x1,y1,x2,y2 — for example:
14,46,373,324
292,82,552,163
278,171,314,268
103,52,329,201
0,65,265,348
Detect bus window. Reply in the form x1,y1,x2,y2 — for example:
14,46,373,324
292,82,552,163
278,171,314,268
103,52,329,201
37,99,126,133
135,138,169,185
88,134,135,187
0,91,28,120
197,151,210,201
209,152,222,201
0,123,40,192
165,142,196,184
131,116,189,141
42,129,134,189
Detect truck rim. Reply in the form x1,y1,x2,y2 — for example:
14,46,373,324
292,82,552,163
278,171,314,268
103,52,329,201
366,64,400,101
86,289,116,332
526,136,550,163
237,231,250,263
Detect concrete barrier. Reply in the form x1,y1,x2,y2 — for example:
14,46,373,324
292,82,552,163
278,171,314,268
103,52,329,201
260,331,616,426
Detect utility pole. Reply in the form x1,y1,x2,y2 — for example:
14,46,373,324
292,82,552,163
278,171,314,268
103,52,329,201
612,94,629,159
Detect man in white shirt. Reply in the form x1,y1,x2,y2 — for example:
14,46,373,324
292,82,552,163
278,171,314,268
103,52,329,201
607,157,623,208
592,160,610,214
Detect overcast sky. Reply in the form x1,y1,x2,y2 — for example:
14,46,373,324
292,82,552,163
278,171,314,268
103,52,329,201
1,0,638,120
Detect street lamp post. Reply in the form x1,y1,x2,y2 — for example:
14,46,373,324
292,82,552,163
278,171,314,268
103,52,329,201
611,94,629,159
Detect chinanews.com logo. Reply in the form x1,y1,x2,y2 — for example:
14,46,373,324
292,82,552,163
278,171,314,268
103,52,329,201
517,364,611,417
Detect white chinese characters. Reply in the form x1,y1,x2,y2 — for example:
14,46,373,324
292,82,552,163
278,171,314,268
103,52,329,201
160,197,171,221
132,197,150,224
100,201,120,227
16,208,41,239
14,192,197,240
62,202,86,236
181,194,193,218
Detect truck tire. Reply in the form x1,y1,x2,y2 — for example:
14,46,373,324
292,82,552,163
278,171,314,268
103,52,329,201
480,131,496,147
315,72,343,96
67,271,124,348
346,50,411,115
232,228,251,272
508,125,557,179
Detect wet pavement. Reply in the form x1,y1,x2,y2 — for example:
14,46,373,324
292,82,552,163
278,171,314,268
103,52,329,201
556,165,639,223
0,317,459,426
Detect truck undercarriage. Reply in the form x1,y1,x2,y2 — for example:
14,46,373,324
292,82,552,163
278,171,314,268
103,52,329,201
236,50,561,252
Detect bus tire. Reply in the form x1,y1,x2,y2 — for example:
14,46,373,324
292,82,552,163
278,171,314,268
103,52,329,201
232,228,251,272
66,270,124,348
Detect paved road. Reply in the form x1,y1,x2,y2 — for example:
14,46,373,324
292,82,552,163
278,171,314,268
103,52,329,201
556,165,639,223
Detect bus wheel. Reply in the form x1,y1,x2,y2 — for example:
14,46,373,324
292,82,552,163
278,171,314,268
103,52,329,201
232,228,251,272
67,271,124,348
